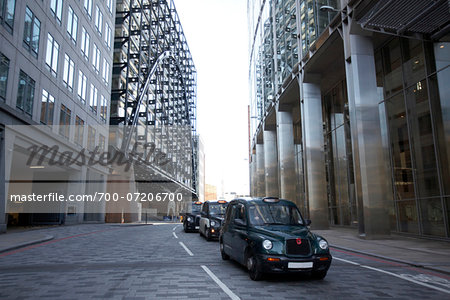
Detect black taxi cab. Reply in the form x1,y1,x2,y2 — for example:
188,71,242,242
199,200,229,241
219,197,332,281
183,201,202,232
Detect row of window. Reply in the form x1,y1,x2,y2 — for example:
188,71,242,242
61,103,107,151
0,52,108,125
46,32,110,83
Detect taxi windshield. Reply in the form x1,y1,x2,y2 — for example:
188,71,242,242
192,204,201,213
209,203,227,215
248,204,304,226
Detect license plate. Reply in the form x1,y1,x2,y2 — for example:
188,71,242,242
195,226,199,229
288,262,313,269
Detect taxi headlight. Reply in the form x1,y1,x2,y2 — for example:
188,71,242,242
262,239,273,250
210,221,216,226
187,216,192,222
319,239,328,250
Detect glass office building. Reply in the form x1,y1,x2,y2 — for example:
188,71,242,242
248,0,450,239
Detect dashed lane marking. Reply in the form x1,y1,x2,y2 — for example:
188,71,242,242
179,241,193,256
172,232,178,239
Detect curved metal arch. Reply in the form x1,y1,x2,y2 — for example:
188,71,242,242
122,50,191,152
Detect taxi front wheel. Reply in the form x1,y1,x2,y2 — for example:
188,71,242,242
312,270,327,280
247,253,263,281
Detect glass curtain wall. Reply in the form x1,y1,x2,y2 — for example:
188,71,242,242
323,80,356,226
376,37,450,238
299,0,339,57
274,0,298,86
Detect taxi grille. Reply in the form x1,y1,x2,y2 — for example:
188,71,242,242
286,239,311,256
195,216,200,226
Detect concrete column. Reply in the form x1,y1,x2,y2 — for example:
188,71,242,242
263,128,279,197
276,109,296,203
301,78,329,229
255,143,265,197
344,30,392,238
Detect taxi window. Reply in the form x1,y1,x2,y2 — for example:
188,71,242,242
248,203,304,226
232,204,247,225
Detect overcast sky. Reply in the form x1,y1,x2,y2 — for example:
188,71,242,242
173,0,250,196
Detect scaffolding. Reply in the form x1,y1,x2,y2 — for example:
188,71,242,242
110,0,198,196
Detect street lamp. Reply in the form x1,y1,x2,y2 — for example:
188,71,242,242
319,5,340,13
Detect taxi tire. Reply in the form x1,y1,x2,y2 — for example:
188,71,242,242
220,239,229,260
312,270,327,280
247,252,263,281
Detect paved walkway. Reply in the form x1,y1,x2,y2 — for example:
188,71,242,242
315,227,450,275
1,224,449,275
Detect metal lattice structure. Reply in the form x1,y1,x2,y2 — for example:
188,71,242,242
110,0,197,194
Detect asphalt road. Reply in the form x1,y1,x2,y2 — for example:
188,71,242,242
0,223,449,299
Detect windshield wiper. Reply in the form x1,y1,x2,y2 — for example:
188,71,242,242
263,222,286,225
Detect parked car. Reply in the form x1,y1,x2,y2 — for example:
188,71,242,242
220,197,332,281
183,201,202,232
199,200,229,241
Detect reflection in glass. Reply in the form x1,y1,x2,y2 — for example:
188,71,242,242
386,92,415,200
420,198,445,237
397,200,419,234
405,80,440,198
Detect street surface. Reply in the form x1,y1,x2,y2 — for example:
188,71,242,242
0,223,449,299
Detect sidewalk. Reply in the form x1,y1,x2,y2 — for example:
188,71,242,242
0,229,54,253
314,227,450,275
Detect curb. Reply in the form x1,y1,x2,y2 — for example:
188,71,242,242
330,244,450,276
0,235,54,254
109,223,154,227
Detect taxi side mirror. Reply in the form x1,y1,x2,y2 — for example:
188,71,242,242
305,219,311,226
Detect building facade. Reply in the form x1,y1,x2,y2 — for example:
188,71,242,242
108,0,198,221
248,0,450,239
0,0,115,231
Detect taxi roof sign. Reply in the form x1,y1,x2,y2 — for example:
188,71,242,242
263,197,280,203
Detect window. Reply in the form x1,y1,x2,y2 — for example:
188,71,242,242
95,5,102,36
106,0,113,14
23,7,40,57
105,22,111,50
50,0,63,25
99,134,105,151
75,116,84,146
100,94,107,121
63,54,74,91
40,89,54,125
81,27,90,60
87,125,96,150
16,70,35,116
0,0,16,32
83,0,92,18
59,104,71,138
0,53,9,101
77,70,87,104
67,6,78,43
102,58,109,84
89,83,97,113
45,33,59,76
92,43,100,73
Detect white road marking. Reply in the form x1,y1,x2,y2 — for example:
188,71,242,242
201,265,240,300
172,232,178,239
179,241,193,256
333,257,361,266
335,256,450,295
173,225,180,231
